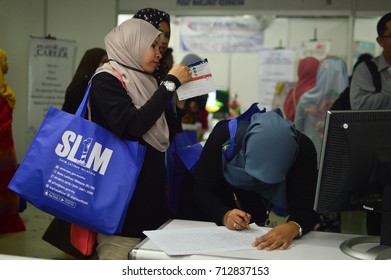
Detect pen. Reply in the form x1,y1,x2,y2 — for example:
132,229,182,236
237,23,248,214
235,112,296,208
232,193,250,229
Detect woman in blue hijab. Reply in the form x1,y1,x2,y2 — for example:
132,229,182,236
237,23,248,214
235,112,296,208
193,108,319,251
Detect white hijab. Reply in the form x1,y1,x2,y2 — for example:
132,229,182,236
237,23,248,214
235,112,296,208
297,56,348,138
97,18,169,152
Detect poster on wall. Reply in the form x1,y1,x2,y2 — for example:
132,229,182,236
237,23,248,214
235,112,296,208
28,36,76,142
179,16,263,52
298,40,331,61
259,48,296,111
352,40,376,68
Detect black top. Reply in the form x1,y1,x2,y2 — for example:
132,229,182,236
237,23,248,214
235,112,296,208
89,72,182,238
62,78,89,114
193,122,319,235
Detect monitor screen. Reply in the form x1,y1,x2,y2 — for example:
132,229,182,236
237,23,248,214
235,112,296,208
314,110,391,259
314,110,391,213
205,87,230,119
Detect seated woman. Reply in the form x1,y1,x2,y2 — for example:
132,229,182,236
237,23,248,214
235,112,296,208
193,108,319,251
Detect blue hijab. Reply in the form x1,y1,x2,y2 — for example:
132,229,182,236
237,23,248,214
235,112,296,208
223,109,298,215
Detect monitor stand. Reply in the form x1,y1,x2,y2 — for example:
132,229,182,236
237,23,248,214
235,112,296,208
340,186,391,260
340,236,391,260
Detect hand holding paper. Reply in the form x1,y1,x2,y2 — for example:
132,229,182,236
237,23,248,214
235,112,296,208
177,58,215,101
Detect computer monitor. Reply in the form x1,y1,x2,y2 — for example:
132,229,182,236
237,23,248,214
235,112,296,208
314,110,391,260
205,87,230,119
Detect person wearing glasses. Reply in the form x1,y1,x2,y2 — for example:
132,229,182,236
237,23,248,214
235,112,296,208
350,12,391,110
349,12,391,237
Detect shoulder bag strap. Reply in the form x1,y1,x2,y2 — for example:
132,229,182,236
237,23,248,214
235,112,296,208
77,68,127,119
365,60,382,93
111,68,127,91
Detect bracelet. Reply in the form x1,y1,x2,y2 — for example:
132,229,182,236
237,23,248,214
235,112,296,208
289,221,303,238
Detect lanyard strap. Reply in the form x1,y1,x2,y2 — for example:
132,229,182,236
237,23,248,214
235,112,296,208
259,194,272,227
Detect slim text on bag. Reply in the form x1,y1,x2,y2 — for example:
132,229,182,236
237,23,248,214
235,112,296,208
54,130,113,175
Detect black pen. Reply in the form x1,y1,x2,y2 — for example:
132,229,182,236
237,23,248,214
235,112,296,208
232,193,250,229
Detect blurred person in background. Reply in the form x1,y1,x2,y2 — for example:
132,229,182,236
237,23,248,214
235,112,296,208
0,48,26,233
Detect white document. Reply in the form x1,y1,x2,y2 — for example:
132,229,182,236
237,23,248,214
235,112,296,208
143,224,271,256
176,58,215,101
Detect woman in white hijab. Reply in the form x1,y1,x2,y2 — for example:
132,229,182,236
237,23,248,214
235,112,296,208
294,56,348,165
89,18,191,259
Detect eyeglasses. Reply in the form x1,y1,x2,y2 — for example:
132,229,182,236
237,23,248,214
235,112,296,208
380,34,391,39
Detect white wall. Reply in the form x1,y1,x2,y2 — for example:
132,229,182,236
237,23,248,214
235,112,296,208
1,0,42,162
1,0,116,162
46,0,117,60
0,0,388,162
169,16,379,113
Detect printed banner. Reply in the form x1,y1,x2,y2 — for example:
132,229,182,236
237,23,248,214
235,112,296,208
259,48,296,110
28,36,76,142
298,40,331,60
180,16,263,52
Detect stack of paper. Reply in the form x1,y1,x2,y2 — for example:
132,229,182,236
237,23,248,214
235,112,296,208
143,224,271,256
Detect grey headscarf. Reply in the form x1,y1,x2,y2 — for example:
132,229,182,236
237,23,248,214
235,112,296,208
96,18,170,152
133,8,171,83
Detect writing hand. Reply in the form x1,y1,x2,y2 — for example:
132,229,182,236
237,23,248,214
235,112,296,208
223,209,251,231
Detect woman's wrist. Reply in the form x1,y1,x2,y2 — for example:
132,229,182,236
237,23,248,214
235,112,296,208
288,221,303,238
222,210,232,226
163,74,181,89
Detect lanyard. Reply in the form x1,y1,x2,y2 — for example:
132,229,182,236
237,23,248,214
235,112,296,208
258,194,274,227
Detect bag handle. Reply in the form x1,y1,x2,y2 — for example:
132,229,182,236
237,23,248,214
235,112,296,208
75,68,126,118
75,82,91,118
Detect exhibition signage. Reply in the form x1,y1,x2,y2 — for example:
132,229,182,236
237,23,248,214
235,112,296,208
180,16,263,52
28,36,75,142
259,48,296,110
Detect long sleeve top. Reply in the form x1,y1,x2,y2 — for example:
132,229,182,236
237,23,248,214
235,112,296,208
350,53,391,110
193,122,319,235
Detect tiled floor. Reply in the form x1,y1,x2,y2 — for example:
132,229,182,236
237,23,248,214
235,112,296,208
0,203,75,259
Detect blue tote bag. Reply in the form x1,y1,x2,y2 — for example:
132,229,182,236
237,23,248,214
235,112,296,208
8,83,145,235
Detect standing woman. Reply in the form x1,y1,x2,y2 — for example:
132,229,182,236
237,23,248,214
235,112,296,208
294,56,348,164
89,19,191,259
0,48,26,233
283,56,320,121
62,48,108,114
